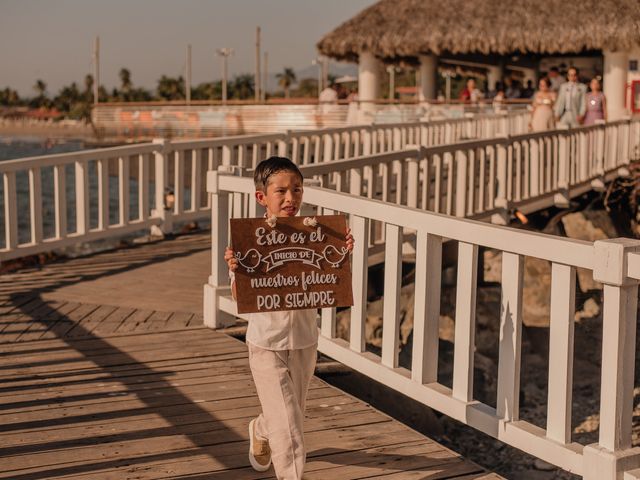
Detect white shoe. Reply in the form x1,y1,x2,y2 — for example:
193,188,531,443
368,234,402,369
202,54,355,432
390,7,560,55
248,418,271,472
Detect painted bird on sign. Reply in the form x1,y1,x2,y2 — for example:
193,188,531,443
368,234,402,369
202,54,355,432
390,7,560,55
322,245,348,268
235,248,262,272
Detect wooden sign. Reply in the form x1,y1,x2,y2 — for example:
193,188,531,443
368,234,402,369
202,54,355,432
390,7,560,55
230,215,353,314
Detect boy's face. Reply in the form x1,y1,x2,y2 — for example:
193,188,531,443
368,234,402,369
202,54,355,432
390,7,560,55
256,170,303,217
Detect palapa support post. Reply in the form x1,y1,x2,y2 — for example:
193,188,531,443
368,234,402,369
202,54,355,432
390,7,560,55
583,239,640,480
203,168,237,329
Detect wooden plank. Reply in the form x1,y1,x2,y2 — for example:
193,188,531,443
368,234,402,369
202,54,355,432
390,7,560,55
0,315,497,480
64,305,118,338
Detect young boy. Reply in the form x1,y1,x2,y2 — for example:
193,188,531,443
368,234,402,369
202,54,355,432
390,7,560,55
224,157,353,479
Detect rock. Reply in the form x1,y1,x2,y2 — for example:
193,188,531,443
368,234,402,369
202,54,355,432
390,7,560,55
533,459,556,471
522,257,551,327
575,297,600,322
561,210,617,241
483,249,502,283
561,211,617,292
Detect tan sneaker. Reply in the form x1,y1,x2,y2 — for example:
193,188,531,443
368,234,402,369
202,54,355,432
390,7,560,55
248,418,271,471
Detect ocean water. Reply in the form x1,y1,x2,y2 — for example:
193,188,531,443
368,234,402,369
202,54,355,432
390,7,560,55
0,136,166,249
0,135,88,162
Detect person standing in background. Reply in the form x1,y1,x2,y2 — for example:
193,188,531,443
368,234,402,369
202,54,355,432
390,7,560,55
583,77,607,125
460,78,484,104
529,77,556,132
554,67,586,127
548,67,563,92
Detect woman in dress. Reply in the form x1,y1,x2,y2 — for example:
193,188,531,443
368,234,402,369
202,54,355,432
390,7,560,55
530,77,556,132
583,77,607,125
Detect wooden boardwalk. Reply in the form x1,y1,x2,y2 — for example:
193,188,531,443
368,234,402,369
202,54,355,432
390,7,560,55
0,233,503,479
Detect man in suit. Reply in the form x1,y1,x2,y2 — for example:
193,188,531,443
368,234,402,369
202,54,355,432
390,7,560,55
554,67,587,128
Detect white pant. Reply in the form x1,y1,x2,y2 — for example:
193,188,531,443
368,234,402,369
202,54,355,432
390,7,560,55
248,342,318,480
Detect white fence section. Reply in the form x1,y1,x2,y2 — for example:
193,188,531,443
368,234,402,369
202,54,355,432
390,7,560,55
204,171,640,480
297,119,640,224
0,112,530,262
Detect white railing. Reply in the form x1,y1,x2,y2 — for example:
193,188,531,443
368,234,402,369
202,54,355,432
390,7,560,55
285,109,530,164
204,171,640,480
0,112,530,261
296,118,640,225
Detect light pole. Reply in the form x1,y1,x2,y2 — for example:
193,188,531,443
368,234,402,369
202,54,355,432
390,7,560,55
186,44,192,105
216,48,234,105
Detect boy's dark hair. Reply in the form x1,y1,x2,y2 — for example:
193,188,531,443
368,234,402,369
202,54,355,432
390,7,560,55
253,156,303,191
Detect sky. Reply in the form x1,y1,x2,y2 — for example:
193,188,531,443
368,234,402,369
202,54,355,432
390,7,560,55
0,0,376,97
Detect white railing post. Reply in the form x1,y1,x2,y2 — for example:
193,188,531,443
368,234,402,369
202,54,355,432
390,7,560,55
3,171,18,250
455,149,468,217
405,146,420,209
492,137,510,225
152,138,173,234
53,164,67,240
546,262,576,444
554,131,570,207
350,214,370,353
583,238,640,480
118,155,130,225
529,138,540,197
411,231,442,384
381,223,402,368
28,167,43,245
452,241,478,401
97,158,109,230
74,160,89,235
578,130,589,181
277,136,288,157
621,117,631,166
203,169,235,329
362,127,372,156
496,252,524,421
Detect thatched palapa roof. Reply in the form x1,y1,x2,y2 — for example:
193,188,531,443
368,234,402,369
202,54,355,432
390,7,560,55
317,0,640,62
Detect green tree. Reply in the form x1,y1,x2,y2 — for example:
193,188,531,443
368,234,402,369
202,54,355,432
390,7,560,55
276,68,296,98
229,74,254,100
31,79,50,108
156,75,185,101
192,81,222,100
119,68,132,101
293,78,318,98
0,87,21,106
52,82,81,113
83,74,94,103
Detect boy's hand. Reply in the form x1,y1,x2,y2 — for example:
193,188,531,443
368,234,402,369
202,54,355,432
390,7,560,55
345,227,355,253
224,246,238,272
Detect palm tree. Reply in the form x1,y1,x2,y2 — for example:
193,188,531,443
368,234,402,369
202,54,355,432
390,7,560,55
230,74,254,100
31,79,49,108
119,68,132,100
34,79,47,97
156,75,185,101
84,74,94,102
276,68,296,98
